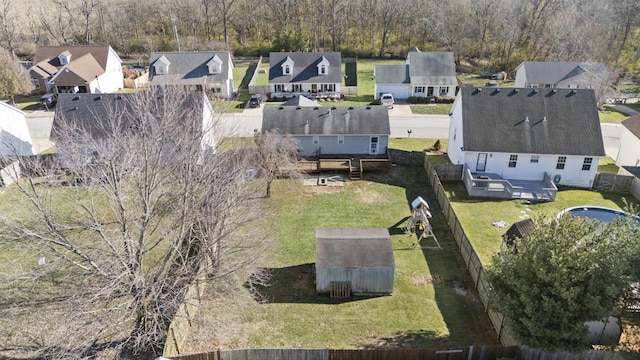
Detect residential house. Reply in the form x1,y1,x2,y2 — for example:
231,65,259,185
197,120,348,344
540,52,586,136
29,46,124,95
448,87,605,200
148,51,235,98
0,101,35,156
268,52,342,99
615,115,640,169
514,61,608,89
315,228,394,296
51,91,215,168
261,105,390,157
374,51,458,100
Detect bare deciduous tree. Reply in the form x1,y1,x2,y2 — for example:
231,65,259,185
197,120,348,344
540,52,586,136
0,87,271,358
252,130,302,198
0,47,33,104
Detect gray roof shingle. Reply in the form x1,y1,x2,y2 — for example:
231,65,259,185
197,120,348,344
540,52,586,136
51,92,204,140
269,52,342,84
622,115,640,139
315,228,394,268
460,87,605,156
374,64,410,84
262,106,390,135
517,61,607,85
148,51,232,85
408,52,457,85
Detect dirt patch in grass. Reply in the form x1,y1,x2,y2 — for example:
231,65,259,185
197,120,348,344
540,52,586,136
351,181,387,203
412,275,443,287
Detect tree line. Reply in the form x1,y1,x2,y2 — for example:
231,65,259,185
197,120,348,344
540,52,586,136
0,0,639,77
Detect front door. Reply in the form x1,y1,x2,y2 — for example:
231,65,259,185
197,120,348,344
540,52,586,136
369,136,379,154
476,153,488,172
427,87,434,97
311,84,318,94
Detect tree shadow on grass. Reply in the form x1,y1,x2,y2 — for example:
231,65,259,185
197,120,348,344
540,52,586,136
361,329,443,349
245,264,383,305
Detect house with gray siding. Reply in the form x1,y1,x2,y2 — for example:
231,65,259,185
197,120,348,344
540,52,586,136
261,106,390,157
315,228,394,296
148,51,234,98
374,51,458,100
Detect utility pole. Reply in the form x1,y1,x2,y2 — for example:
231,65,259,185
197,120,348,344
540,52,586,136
170,14,181,51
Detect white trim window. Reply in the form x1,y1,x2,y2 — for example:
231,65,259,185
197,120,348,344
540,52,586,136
508,154,518,168
337,135,344,144
313,135,319,145
414,86,425,93
440,86,449,94
556,156,566,170
530,155,539,163
31,78,40,89
582,157,593,171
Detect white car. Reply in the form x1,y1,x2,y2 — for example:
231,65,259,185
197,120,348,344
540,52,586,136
380,93,395,108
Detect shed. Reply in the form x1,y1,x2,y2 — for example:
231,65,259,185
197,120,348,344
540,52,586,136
315,228,394,296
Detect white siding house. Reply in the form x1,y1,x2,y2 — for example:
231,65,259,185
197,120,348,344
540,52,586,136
268,52,342,99
514,61,608,89
0,101,35,156
615,115,640,168
448,87,604,197
374,51,458,100
148,52,235,98
29,46,124,95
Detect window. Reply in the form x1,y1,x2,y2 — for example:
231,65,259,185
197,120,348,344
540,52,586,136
556,156,566,170
337,135,344,144
508,154,518,168
313,136,319,145
530,155,539,163
156,65,166,74
275,84,284,92
284,65,291,75
320,65,326,74
31,78,40,89
582,157,593,171
440,86,449,94
415,86,424,93
292,84,301,92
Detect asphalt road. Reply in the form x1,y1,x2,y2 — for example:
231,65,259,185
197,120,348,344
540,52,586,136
26,105,623,161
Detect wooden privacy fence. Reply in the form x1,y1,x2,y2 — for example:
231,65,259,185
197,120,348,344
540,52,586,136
170,346,520,360
423,157,517,346
592,173,635,193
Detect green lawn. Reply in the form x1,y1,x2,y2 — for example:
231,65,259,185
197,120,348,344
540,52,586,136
443,183,639,265
184,164,498,350
599,105,630,123
410,104,452,115
456,73,515,88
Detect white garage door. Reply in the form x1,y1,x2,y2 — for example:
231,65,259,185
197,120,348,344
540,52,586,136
375,85,411,99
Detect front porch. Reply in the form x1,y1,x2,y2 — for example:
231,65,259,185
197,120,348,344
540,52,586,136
463,168,557,202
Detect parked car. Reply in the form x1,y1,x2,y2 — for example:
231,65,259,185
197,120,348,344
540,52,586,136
249,94,263,108
40,93,57,108
380,93,395,108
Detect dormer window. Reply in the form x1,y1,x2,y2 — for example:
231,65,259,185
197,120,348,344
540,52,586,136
317,56,330,76
58,51,72,65
154,55,171,75
281,56,294,76
207,55,223,74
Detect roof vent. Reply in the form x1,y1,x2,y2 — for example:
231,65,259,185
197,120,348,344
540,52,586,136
313,107,320,110
278,106,284,110
551,89,557,94
571,89,577,94
331,106,337,110
543,116,547,122
116,95,123,100
94,95,101,100
365,106,371,110
72,96,80,101
533,89,539,94
296,106,302,110
524,116,529,122
477,88,482,92
514,89,519,93
348,106,354,110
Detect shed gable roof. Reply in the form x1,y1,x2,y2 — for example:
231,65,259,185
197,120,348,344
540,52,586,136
269,52,342,84
262,106,390,135
316,228,394,268
459,87,605,156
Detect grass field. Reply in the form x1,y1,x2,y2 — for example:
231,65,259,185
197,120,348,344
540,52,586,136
599,105,631,123
182,160,498,351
